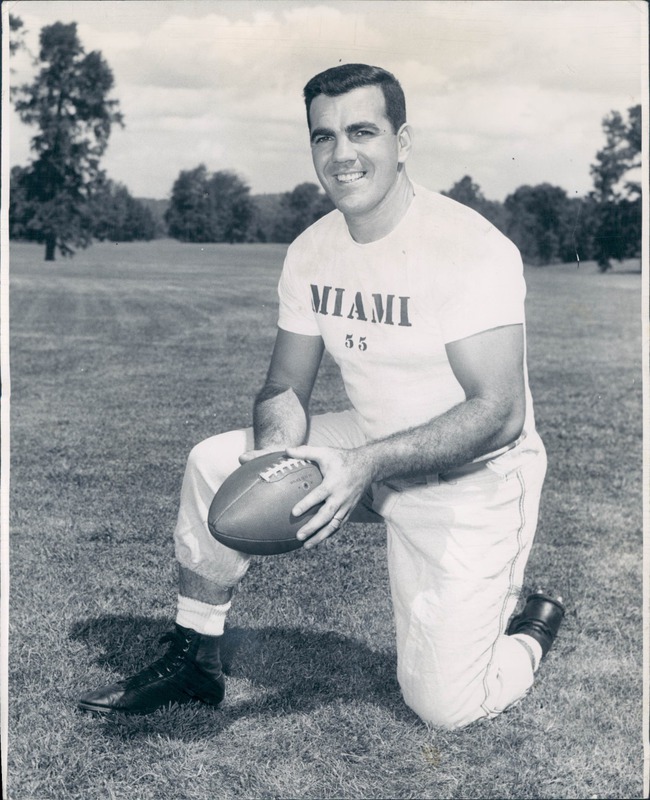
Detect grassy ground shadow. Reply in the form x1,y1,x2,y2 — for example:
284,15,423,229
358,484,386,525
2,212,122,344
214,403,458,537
70,616,408,739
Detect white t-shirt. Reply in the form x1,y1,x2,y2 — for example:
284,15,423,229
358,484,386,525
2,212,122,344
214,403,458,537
278,183,535,441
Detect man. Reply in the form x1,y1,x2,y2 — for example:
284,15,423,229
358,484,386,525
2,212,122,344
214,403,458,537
79,64,564,729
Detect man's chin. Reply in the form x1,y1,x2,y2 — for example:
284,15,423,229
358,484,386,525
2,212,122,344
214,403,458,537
330,191,371,217
324,176,366,198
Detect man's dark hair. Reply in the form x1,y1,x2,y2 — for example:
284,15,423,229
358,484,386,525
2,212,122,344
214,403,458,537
303,63,406,133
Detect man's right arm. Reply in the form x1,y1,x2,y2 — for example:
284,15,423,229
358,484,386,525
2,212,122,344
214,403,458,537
251,327,324,451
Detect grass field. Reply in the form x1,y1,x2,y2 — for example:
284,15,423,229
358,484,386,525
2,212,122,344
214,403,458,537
7,239,644,799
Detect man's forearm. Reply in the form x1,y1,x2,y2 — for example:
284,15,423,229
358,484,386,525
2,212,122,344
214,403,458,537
253,382,309,450
358,396,523,483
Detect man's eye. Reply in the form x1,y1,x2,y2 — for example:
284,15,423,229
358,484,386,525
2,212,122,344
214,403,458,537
312,135,332,145
354,129,374,138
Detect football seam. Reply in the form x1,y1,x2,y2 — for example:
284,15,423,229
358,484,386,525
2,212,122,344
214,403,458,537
215,532,300,544
209,482,257,533
209,456,321,542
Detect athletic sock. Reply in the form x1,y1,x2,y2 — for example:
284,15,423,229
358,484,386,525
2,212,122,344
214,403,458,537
175,594,231,636
510,633,543,672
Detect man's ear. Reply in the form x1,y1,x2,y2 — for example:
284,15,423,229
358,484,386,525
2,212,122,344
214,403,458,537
397,123,413,163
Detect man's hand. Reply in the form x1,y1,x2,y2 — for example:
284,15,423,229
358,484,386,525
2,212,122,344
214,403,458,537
238,447,282,465
284,445,374,549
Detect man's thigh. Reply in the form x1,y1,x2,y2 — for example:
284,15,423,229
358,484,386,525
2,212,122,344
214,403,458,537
176,410,379,581
308,411,383,524
383,451,546,725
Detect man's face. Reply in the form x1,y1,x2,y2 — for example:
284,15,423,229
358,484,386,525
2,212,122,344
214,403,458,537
308,85,411,221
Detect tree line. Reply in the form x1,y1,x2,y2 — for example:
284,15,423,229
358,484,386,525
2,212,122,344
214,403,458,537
8,17,641,270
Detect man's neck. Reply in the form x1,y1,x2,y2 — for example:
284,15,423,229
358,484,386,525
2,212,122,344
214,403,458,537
345,172,414,244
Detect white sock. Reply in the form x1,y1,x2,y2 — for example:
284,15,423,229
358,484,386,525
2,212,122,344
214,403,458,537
510,633,543,672
175,594,231,637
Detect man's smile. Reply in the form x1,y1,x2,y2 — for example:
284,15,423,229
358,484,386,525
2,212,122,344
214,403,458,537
335,171,366,184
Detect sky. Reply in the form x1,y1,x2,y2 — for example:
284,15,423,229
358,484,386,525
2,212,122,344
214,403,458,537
4,0,647,202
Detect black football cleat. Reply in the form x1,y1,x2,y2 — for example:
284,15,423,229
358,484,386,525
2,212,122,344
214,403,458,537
507,591,566,658
78,624,225,715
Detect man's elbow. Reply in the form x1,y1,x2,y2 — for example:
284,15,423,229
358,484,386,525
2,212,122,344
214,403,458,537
495,396,526,448
255,381,310,412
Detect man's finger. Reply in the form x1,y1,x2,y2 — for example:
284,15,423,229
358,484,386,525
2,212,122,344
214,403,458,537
238,447,279,464
302,530,331,550
302,516,345,550
295,502,335,539
297,506,346,541
292,484,330,518
285,445,325,465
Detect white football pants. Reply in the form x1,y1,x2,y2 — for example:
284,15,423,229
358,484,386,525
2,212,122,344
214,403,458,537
174,409,547,729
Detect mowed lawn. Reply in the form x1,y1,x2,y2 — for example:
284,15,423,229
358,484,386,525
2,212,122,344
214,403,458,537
7,240,644,799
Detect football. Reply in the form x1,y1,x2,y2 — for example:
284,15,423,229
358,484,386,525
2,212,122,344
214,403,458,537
207,451,324,555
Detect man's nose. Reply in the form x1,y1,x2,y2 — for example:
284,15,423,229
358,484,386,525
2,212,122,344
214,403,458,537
332,134,356,163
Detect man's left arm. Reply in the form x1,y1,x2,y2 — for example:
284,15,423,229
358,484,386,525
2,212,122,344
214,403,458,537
288,323,526,547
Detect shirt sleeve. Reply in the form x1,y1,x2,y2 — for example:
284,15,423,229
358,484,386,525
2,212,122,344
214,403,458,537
436,228,526,344
277,242,321,336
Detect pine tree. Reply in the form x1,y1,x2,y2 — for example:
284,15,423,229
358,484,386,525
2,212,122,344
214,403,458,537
589,106,641,271
12,22,123,260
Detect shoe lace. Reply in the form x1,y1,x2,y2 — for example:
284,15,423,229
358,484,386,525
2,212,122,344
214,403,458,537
125,629,193,689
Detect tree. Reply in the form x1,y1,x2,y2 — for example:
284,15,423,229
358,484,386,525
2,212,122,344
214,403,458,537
9,14,28,57
9,166,40,242
164,165,213,242
591,106,641,202
589,105,641,271
442,175,508,233
165,166,255,243
10,167,157,244
249,193,284,242
562,195,599,265
504,183,572,265
90,179,158,242
270,182,334,243
11,22,123,260
207,170,255,243
134,198,169,238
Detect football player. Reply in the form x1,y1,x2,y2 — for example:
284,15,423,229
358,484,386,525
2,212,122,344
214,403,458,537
79,64,564,728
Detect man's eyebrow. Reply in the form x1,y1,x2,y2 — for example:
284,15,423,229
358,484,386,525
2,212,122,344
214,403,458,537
310,126,335,142
310,121,385,142
345,121,383,134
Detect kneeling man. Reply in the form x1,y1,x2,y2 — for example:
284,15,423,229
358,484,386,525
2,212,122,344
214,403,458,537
79,64,564,729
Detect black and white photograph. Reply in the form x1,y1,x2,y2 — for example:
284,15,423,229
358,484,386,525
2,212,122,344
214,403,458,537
1,1,647,798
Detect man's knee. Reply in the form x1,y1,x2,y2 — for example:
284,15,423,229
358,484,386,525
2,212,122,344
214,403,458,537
184,429,250,486
185,437,224,480
175,429,252,586
401,636,535,730
403,685,485,731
